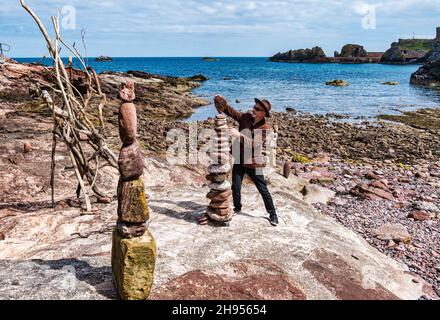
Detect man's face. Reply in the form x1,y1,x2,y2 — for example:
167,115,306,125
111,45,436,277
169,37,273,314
252,103,266,120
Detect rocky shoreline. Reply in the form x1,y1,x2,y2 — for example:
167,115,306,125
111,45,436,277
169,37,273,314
1,58,439,299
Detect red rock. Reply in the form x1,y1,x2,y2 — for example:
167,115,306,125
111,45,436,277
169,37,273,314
118,80,136,102
150,259,306,300
118,141,144,181
0,233,5,241
198,215,209,225
209,198,230,209
207,207,233,221
398,177,411,183
206,189,231,200
368,187,394,201
116,221,147,239
370,180,389,191
23,142,32,154
205,173,228,183
351,184,394,201
283,162,291,178
119,102,137,144
409,211,431,221
365,171,381,180
97,197,112,204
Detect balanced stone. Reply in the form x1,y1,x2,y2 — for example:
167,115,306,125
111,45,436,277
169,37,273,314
117,221,148,239
208,163,231,175
119,80,136,102
112,229,156,300
117,177,149,223
215,124,229,131
206,188,232,200
119,102,137,145
209,180,231,192
210,153,230,164
207,207,233,222
206,173,228,183
209,198,230,209
118,140,144,181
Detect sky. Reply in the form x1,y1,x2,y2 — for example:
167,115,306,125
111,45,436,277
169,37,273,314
1,0,439,57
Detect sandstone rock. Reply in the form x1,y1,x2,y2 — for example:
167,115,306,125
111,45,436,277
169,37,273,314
117,221,148,238
373,223,412,244
117,177,149,223
283,162,291,178
209,198,230,209
365,171,381,180
23,142,32,154
215,124,229,131
118,141,144,181
210,152,230,164
208,163,231,175
118,102,137,145
351,184,394,201
326,80,349,87
206,189,232,201
97,197,112,204
207,207,233,222
413,201,439,218
301,184,335,204
112,229,156,300
205,173,228,183
409,211,431,221
209,181,231,192
118,80,136,102
150,260,306,300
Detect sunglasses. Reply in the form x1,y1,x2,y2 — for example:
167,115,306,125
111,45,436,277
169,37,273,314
253,106,265,112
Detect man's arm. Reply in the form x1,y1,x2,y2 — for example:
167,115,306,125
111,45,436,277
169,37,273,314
214,95,243,122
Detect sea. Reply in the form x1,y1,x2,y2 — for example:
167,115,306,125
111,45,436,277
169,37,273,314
15,57,440,122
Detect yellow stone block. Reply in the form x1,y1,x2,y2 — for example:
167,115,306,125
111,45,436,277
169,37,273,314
111,228,156,300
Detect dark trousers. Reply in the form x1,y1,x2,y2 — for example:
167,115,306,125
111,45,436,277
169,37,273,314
232,164,277,216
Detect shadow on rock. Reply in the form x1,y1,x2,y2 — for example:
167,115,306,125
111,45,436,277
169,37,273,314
33,258,117,299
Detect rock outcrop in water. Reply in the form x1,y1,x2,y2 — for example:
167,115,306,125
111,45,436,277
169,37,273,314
270,45,382,64
269,47,327,63
411,38,440,87
335,44,368,58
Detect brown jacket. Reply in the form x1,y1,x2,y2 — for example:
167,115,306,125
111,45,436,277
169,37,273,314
221,103,271,169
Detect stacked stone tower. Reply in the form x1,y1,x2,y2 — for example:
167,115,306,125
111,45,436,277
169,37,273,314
200,114,233,225
111,81,156,300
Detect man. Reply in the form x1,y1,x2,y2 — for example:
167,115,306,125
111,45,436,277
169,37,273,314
214,95,279,226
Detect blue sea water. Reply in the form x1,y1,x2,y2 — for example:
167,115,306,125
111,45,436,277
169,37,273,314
15,57,440,121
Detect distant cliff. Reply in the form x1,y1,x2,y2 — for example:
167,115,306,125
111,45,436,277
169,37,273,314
381,39,434,64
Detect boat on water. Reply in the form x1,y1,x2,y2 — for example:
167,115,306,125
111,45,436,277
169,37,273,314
95,55,113,62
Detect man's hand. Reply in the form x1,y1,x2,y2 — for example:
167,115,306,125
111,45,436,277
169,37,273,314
214,95,228,113
227,128,241,139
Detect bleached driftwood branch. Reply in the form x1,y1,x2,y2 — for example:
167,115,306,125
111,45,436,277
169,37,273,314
21,0,118,212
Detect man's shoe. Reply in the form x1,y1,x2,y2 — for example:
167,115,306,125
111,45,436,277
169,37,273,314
233,208,241,216
269,215,279,226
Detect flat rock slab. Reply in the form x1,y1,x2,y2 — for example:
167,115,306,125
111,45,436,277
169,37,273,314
0,156,437,300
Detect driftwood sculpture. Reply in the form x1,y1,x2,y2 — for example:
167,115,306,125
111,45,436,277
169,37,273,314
20,0,118,212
